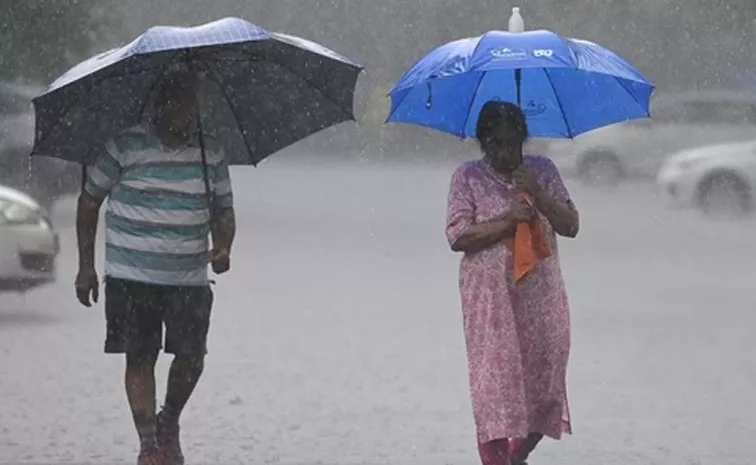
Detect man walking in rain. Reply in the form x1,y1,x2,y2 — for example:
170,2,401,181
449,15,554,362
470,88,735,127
74,69,236,465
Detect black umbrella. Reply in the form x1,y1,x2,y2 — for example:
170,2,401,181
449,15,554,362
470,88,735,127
31,17,363,168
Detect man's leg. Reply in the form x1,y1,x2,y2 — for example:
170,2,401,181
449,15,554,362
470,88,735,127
104,278,164,464
163,352,205,416
126,351,160,453
158,284,213,465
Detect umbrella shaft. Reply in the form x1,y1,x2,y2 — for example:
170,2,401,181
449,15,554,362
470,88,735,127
515,68,522,106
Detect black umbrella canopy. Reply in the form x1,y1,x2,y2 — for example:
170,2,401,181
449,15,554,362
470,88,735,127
31,17,363,166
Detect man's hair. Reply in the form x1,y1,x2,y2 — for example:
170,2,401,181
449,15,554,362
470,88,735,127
475,100,529,147
153,69,199,110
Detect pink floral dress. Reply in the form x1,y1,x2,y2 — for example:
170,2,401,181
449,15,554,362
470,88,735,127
446,155,574,444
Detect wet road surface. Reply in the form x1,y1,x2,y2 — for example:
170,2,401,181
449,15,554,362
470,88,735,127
1,159,753,464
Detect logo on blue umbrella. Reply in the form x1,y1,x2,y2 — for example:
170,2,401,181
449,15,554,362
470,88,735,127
521,100,547,116
532,49,554,58
490,47,527,60
489,97,547,116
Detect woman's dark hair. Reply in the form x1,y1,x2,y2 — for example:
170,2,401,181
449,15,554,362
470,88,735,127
475,100,528,150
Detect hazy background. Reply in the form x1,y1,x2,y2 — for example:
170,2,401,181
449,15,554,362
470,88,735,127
2,161,755,464
1,1,754,464
3,0,756,156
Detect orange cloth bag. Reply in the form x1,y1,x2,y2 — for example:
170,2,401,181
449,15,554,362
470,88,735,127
504,190,551,283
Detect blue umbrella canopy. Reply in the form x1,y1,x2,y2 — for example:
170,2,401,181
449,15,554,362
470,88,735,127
387,29,654,139
32,17,363,165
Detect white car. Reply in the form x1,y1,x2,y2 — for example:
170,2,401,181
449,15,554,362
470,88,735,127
0,184,60,293
657,139,756,216
546,90,756,186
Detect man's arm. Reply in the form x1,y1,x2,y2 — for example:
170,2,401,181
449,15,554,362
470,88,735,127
74,143,122,306
76,191,105,269
211,206,236,253
77,141,123,269
209,154,235,274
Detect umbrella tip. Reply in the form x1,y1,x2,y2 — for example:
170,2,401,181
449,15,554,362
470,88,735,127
509,6,525,33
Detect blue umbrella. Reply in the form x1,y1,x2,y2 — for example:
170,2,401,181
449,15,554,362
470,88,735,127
31,17,362,166
387,29,654,139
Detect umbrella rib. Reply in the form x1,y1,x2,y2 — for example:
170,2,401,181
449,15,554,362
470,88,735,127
385,88,413,124
236,50,356,121
199,53,356,160
199,51,356,121
543,68,574,139
457,33,490,136
35,62,176,157
460,72,488,139
197,59,258,165
554,35,579,66
388,33,487,124
273,61,355,121
612,75,651,118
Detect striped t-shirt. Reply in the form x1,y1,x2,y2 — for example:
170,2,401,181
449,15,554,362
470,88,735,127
85,125,233,286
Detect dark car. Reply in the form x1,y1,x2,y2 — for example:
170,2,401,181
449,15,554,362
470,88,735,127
0,80,81,210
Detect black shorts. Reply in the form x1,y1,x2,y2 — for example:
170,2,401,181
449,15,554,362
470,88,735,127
104,277,213,355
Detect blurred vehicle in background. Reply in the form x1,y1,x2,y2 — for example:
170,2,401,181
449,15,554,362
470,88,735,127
0,184,59,294
1,80,81,210
545,90,756,186
657,139,756,217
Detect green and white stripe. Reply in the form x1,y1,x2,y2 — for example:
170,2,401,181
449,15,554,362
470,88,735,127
85,125,233,286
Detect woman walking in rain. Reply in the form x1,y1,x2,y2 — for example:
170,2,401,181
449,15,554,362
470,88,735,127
446,101,579,465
